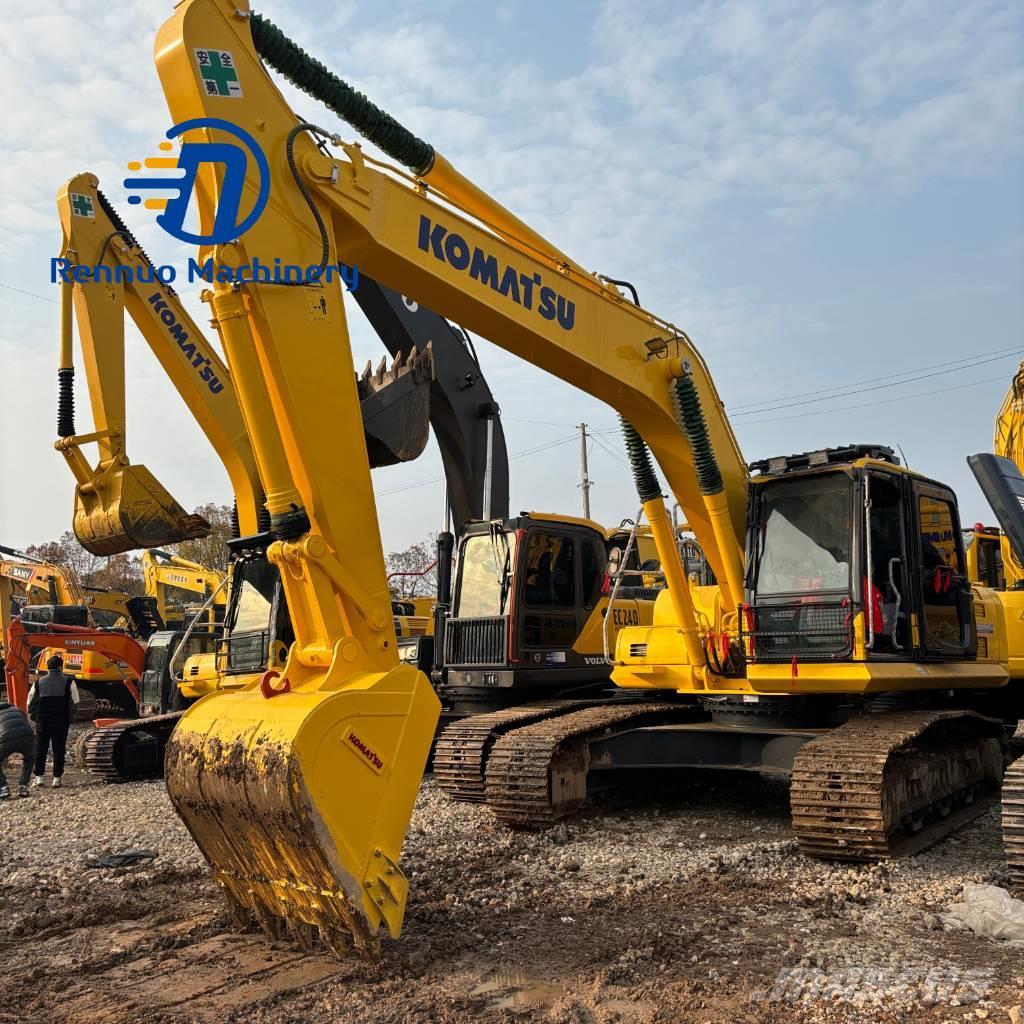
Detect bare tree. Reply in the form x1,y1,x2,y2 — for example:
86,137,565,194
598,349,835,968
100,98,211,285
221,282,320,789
385,535,438,600
170,503,235,572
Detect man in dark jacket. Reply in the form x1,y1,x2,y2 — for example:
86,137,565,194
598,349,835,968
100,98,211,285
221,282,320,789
0,701,35,797
28,654,80,788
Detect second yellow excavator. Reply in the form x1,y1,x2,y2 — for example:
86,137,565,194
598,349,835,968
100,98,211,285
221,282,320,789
141,548,226,629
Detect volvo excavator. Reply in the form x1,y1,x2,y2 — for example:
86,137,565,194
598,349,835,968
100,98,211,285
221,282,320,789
114,1,1022,953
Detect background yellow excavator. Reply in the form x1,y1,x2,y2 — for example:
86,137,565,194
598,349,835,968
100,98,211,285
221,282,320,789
141,548,226,629
965,358,1024,892
130,1,1021,954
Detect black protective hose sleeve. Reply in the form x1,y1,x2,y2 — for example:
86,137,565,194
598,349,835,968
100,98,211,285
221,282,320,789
57,368,75,438
673,375,723,496
270,506,309,540
250,12,435,175
619,416,662,503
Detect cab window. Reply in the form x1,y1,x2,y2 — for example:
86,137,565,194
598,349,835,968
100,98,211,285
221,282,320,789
523,533,575,607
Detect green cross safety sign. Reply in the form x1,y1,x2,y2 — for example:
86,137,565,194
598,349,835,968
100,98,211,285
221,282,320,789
70,193,94,218
194,48,242,98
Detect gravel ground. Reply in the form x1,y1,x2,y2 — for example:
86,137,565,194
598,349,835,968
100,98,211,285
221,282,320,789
1,726,1022,1024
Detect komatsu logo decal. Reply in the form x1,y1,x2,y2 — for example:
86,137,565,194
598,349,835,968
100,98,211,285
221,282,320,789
346,730,385,774
147,293,225,395
417,215,576,331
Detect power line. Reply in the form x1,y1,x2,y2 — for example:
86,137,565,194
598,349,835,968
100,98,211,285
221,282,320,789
0,281,60,305
737,373,1007,425
590,432,629,467
729,345,1021,414
376,433,577,498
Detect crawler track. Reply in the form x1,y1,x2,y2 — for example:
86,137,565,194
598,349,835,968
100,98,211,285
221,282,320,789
790,710,1007,862
484,702,693,829
78,712,183,781
434,701,596,802
1004,757,1024,893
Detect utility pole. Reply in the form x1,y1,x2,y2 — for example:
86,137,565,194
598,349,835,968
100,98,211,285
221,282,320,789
578,423,592,519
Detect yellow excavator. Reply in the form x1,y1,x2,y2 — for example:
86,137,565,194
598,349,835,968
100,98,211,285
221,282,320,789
141,548,226,629
965,360,1024,892
123,1,1022,952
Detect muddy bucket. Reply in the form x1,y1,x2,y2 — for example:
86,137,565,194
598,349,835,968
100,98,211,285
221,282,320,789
165,661,440,957
73,464,210,556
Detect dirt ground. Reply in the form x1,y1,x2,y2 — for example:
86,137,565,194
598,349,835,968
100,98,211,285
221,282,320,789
1,726,1022,1024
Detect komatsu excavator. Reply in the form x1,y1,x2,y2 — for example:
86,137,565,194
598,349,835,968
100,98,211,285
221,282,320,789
142,548,226,629
100,2,1022,952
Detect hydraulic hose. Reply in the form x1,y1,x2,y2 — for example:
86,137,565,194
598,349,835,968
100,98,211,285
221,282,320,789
670,372,744,611
617,417,706,682
250,12,435,175
619,416,661,504
671,375,722,497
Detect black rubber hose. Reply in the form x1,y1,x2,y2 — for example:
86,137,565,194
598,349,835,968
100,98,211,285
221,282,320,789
250,12,435,175
257,496,272,534
672,375,723,496
619,416,661,503
57,368,75,438
230,502,240,539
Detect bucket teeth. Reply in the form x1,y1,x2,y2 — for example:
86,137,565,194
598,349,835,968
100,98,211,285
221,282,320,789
360,345,435,394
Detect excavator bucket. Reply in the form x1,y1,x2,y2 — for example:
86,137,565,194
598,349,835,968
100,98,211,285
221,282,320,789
72,465,210,556
164,661,440,958
359,345,434,468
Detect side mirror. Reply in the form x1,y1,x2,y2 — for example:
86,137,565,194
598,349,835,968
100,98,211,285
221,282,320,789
606,549,622,577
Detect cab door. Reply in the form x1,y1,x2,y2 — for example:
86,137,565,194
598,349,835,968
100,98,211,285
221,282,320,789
911,482,975,658
517,526,582,659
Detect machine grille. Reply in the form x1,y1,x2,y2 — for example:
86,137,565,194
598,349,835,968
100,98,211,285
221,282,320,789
444,616,508,666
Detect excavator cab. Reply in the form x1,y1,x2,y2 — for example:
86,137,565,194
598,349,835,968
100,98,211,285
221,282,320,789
138,629,218,716
966,526,1005,589
744,445,976,665
441,515,656,702
215,536,293,680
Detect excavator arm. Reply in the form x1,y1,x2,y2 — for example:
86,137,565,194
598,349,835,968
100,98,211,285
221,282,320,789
351,279,509,527
147,0,750,956
0,549,87,606
56,180,435,555
56,178,258,550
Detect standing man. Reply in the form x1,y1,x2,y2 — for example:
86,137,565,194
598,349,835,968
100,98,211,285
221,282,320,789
28,654,79,788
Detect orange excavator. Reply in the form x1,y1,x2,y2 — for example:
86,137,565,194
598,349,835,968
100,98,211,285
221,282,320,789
3,617,145,720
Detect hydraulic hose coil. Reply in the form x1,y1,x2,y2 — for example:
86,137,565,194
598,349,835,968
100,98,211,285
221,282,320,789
251,12,435,175
619,417,661,504
672,375,723,496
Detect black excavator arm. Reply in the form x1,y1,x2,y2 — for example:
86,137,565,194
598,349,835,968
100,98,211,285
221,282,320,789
352,279,509,528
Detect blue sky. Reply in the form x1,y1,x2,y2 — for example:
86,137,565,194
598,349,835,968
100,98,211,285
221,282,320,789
1,0,1022,552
